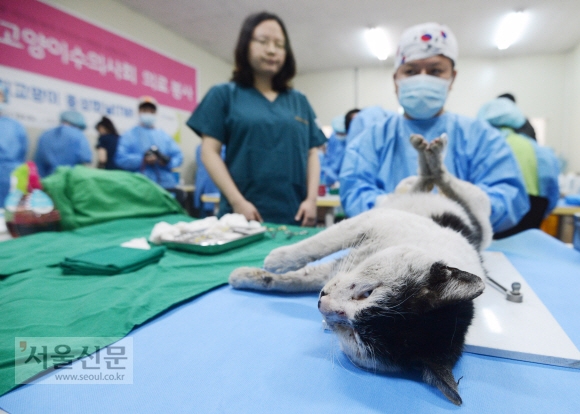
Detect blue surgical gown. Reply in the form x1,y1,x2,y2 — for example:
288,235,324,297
115,126,183,189
346,106,391,144
0,116,28,204
34,125,92,178
186,82,327,224
339,111,530,233
320,132,346,186
194,144,223,214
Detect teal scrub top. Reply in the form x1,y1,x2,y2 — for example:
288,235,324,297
187,82,326,224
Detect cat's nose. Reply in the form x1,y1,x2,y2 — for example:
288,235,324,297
318,296,346,320
318,290,328,309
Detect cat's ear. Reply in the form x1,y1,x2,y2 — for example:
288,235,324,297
422,362,462,405
424,261,485,307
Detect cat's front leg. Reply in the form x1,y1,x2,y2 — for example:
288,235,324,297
263,213,372,274
229,261,335,292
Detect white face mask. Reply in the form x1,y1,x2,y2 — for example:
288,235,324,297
139,113,156,128
397,74,452,120
0,102,6,115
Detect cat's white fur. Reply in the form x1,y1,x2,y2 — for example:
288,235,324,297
229,134,492,405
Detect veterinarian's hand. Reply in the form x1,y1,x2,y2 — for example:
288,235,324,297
295,198,317,227
232,198,263,222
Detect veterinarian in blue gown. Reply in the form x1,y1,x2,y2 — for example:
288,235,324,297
320,116,347,186
478,97,560,229
345,105,391,144
0,85,28,204
187,12,326,225
34,111,92,178
340,23,529,233
115,97,183,190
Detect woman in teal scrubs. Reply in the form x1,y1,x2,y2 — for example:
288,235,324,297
187,12,326,225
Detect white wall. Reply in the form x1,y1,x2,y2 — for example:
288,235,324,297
294,53,578,172
31,0,233,183
563,43,580,173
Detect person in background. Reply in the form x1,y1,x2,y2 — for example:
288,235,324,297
497,93,537,140
339,22,529,234
95,116,120,170
115,96,183,190
345,106,391,144
187,12,326,226
0,84,28,205
478,97,560,238
320,115,348,187
194,144,224,217
34,110,92,178
344,108,360,135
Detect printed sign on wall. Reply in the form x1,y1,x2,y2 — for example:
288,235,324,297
0,0,198,143
0,0,197,112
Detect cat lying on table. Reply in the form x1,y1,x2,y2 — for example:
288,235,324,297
229,134,492,406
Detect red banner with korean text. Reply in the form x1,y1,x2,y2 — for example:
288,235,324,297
0,0,197,112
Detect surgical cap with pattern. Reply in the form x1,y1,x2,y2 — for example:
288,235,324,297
395,22,458,69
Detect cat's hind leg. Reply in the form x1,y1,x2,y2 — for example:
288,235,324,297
409,133,436,192
422,135,493,249
229,261,336,292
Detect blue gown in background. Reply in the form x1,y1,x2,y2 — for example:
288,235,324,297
535,143,560,214
339,111,530,233
115,126,183,189
34,125,92,178
0,116,28,204
345,106,391,144
194,144,224,216
320,132,346,186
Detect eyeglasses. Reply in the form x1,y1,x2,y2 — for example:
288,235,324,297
251,37,286,51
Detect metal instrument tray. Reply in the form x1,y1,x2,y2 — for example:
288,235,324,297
160,226,266,254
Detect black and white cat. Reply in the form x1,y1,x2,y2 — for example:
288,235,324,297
229,134,492,405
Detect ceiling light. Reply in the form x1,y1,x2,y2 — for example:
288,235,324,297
365,27,389,61
494,11,530,50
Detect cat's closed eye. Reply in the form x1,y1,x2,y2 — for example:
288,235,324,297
354,289,374,300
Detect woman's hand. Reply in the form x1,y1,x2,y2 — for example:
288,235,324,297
295,198,317,227
232,198,263,222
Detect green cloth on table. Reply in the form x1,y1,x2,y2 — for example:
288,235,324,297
60,245,166,275
0,215,318,397
42,166,185,230
0,214,187,277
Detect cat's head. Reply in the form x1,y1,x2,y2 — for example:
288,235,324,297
318,246,484,405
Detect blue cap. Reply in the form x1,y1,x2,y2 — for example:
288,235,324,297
477,97,526,129
331,115,346,134
60,110,86,130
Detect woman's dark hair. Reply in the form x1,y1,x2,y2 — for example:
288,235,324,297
95,116,119,136
231,12,296,92
344,108,361,133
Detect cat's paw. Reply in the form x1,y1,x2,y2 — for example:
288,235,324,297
427,134,447,155
425,134,448,178
264,247,306,274
410,134,428,151
229,267,276,290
